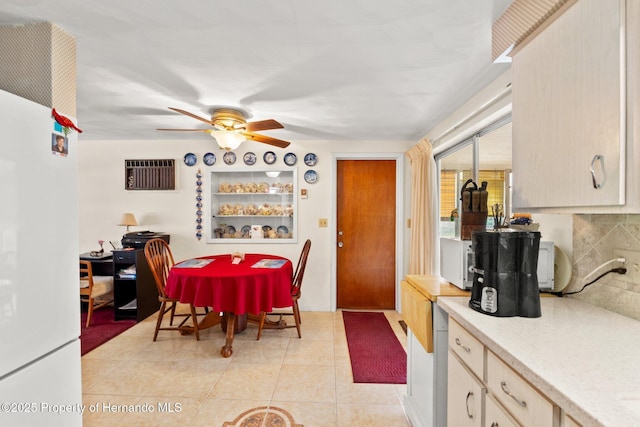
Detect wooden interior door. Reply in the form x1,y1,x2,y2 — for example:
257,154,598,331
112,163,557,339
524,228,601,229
337,159,396,309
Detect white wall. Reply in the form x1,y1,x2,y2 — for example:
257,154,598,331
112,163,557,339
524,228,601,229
78,138,414,312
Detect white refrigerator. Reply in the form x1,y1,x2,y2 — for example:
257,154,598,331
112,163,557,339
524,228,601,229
0,89,82,425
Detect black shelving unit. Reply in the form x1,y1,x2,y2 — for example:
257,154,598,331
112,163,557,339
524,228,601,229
112,249,159,321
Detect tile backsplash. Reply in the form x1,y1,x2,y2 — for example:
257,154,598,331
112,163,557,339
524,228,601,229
570,214,640,320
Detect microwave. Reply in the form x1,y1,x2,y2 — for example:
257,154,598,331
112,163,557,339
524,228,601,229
440,237,555,290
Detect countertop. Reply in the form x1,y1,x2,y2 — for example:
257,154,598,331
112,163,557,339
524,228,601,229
437,296,640,427
405,275,470,301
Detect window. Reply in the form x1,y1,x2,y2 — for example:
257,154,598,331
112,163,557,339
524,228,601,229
436,118,512,238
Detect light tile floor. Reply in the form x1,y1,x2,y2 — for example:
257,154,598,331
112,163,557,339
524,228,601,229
81,310,411,426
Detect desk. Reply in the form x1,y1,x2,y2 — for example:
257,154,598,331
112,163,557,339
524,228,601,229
79,252,113,276
112,249,158,321
166,253,293,357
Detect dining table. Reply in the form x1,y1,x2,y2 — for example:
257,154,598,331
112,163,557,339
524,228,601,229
165,253,293,357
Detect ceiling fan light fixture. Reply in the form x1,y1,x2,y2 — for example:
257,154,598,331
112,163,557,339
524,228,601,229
210,130,245,151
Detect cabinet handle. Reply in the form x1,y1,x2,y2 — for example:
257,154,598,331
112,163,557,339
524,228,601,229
465,391,474,419
500,381,527,407
455,337,471,353
590,154,605,189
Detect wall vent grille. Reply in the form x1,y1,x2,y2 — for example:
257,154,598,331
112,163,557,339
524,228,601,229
125,159,175,190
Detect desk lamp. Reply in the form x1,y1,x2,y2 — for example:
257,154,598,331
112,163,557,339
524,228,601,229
118,213,138,232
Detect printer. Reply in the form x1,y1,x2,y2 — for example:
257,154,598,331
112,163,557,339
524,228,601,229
121,231,170,249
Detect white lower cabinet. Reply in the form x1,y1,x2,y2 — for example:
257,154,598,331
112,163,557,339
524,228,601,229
447,351,484,427
449,318,484,378
447,320,570,427
487,350,555,426
561,413,581,427
485,393,521,427
402,296,450,427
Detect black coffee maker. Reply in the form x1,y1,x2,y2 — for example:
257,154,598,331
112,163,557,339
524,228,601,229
469,230,542,318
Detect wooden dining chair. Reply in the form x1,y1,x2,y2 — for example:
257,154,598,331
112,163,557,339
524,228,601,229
144,238,202,341
255,239,311,340
80,260,114,327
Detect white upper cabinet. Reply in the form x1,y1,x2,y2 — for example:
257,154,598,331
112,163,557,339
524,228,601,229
512,0,631,211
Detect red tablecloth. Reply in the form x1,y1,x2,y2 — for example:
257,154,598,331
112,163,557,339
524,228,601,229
165,253,293,315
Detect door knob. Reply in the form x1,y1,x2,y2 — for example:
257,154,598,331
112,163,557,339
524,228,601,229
338,242,344,248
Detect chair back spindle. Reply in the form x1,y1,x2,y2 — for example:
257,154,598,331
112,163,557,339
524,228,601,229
252,238,311,340
291,239,311,298
144,238,175,299
143,238,202,341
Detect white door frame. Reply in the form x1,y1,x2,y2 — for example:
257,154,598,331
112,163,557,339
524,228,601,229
330,152,406,312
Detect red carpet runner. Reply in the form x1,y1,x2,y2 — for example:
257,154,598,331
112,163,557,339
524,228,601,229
80,308,136,356
342,311,407,384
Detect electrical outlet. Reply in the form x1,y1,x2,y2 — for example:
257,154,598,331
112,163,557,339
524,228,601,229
614,249,640,283
318,218,328,227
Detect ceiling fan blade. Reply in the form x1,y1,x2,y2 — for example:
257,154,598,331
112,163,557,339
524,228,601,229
242,132,290,148
157,128,210,132
168,107,215,125
245,119,284,132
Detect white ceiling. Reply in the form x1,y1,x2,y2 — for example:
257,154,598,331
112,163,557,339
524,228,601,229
0,0,512,144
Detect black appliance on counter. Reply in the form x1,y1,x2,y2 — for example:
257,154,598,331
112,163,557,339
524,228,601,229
469,230,541,318
121,231,170,249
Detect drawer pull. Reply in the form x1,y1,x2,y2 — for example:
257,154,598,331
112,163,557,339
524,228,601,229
465,391,474,419
455,337,471,353
500,381,527,407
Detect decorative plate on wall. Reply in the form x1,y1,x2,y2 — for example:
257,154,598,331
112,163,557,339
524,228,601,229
304,153,317,166
184,152,197,166
243,152,257,165
284,152,297,166
203,152,216,166
263,151,277,165
304,169,318,184
223,151,236,165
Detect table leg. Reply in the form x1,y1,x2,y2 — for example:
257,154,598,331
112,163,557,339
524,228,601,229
221,312,235,357
221,312,247,333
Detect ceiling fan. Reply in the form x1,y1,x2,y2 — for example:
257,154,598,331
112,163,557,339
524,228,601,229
157,107,290,150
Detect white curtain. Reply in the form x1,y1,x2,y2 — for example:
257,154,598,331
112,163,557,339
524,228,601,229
405,138,439,275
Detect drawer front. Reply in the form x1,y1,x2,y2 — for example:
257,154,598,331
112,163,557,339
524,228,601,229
113,250,136,263
487,350,554,426
400,281,433,352
448,352,484,427
449,319,484,379
486,393,521,427
562,413,581,427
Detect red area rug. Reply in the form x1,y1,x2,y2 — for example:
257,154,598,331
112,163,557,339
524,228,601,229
342,311,407,384
80,308,136,356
